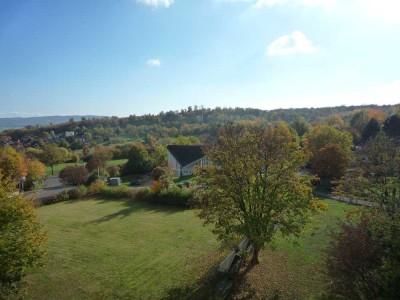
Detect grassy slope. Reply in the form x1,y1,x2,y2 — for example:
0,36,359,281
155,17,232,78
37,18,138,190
233,199,354,299
45,159,127,175
27,198,218,299
27,198,353,299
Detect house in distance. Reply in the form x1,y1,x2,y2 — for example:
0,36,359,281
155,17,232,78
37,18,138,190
167,145,210,177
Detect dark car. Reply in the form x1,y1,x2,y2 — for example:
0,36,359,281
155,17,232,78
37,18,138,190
131,179,141,186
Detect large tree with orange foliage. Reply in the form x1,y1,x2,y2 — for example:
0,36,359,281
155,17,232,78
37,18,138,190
304,125,353,181
25,159,46,190
0,146,26,183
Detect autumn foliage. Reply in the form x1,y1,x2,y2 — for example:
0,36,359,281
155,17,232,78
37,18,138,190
195,122,325,265
304,125,352,181
25,158,46,189
0,194,46,296
59,166,89,186
0,146,26,181
325,216,382,299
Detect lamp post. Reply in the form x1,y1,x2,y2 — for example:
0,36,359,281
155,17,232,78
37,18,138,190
19,176,26,193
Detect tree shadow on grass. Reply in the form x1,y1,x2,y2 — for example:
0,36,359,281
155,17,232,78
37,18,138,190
229,261,259,300
161,270,218,300
86,197,186,224
161,251,224,300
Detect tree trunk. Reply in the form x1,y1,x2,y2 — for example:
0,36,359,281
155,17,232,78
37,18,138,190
251,245,260,265
51,165,54,175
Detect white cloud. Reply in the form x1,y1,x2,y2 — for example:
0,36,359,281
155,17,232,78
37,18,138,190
136,0,174,8
147,58,161,67
267,31,318,56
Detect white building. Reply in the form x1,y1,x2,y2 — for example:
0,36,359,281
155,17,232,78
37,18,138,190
65,131,75,137
167,145,210,177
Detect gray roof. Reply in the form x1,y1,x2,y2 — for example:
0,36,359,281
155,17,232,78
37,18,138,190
167,145,205,167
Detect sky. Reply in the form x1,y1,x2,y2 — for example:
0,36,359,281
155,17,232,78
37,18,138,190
0,0,399,118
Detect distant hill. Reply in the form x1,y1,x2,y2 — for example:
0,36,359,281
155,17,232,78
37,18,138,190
1,104,399,143
0,115,106,131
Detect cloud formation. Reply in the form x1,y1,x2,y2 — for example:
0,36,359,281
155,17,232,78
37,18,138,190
267,31,318,56
136,0,174,8
147,59,161,67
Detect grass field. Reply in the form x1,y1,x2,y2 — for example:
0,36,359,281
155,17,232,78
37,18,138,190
45,159,128,175
26,198,219,299
27,197,354,299
232,199,354,299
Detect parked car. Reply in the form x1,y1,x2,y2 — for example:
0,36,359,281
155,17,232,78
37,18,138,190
131,179,141,186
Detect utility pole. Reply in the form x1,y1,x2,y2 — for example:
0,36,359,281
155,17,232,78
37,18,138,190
201,105,204,125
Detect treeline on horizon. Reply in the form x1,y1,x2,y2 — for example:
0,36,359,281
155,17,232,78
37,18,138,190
1,104,400,147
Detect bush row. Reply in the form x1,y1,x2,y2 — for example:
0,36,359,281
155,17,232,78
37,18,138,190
40,181,193,207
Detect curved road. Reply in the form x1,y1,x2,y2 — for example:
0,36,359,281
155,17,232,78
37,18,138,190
25,175,73,203
26,175,153,205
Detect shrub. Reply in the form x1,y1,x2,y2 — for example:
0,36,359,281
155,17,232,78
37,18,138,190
85,157,106,173
325,216,382,299
42,190,71,206
154,187,193,207
151,166,165,181
41,195,57,206
59,166,89,186
88,179,107,195
135,187,153,202
86,168,109,186
56,190,70,202
151,180,163,193
68,185,88,199
107,165,120,177
101,186,136,199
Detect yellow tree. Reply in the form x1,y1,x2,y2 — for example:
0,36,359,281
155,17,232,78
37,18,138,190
25,158,46,190
304,125,353,181
195,122,325,265
0,146,26,182
0,179,46,296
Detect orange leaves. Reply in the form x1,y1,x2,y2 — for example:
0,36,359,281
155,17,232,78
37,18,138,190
0,146,26,181
26,158,45,181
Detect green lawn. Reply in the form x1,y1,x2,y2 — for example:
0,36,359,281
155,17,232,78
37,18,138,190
27,197,354,299
26,198,219,299
108,159,128,166
232,199,354,299
45,159,128,175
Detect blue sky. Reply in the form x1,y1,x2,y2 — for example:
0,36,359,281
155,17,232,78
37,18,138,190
0,0,399,117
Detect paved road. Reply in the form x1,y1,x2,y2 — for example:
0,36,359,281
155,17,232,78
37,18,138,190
25,175,73,203
25,175,153,205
